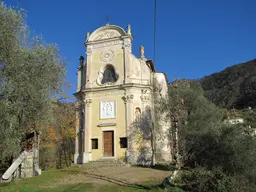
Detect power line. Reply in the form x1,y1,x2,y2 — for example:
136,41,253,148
106,15,109,25
153,0,157,62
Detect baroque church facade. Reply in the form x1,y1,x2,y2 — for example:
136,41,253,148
74,24,171,164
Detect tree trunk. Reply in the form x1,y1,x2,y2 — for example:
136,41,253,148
151,122,156,166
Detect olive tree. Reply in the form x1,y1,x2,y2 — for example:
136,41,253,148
167,80,256,191
0,2,65,165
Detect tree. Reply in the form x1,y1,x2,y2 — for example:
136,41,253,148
0,2,65,165
53,102,75,168
171,81,223,167
166,80,256,191
39,102,75,169
242,108,256,129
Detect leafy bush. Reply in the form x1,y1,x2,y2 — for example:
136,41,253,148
165,187,184,192
174,168,237,192
153,163,177,171
39,145,56,170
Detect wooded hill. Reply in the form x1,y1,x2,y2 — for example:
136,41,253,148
198,59,256,109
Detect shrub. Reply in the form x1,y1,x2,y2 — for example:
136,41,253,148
39,145,56,170
174,168,236,192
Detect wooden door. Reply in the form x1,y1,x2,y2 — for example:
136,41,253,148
103,131,114,157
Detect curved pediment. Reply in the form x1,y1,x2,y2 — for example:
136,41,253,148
88,25,126,42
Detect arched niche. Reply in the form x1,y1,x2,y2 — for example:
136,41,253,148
96,64,119,86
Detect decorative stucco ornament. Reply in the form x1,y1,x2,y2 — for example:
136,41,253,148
86,32,90,42
100,101,116,119
94,30,120,41
100,49,115,62
127,24,132,35
140,46,145,58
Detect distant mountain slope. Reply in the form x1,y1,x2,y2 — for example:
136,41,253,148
199,59,256,109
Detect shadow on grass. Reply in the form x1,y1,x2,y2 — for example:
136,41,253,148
0,182,9,187
77,171,164,191
60,166,166,191
134,163,176,172
49,182,163,192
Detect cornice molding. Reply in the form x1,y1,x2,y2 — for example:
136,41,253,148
76,83,153,94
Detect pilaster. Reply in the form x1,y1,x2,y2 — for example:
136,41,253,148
122,93,136,163
82,98,92,163
74,99,85,164
123,38,132,84
140,90,151,112
77,66,82,92
74,101,80,164
85,46,93,88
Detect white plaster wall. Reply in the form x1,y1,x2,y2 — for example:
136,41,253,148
154,72,172,162
154,72,168,97
128,54,152,86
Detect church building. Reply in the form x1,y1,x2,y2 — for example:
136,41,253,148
74,24,171,164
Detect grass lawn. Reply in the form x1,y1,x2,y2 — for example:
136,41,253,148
0,166,166,192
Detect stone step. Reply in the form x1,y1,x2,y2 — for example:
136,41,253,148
82,159,130,168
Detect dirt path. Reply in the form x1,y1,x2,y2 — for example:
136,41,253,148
82,166,170,185
42,164,171,189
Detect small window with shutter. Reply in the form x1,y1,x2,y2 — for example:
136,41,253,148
120,137,127,148
91,139,98,149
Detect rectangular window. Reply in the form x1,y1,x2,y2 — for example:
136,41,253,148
91,139,98,149
120,137,127,148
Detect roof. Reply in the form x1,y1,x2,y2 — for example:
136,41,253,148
146,60,156,72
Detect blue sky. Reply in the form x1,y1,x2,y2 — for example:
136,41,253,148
4,0,256,99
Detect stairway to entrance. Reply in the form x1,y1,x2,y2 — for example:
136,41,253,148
82,159,130,168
